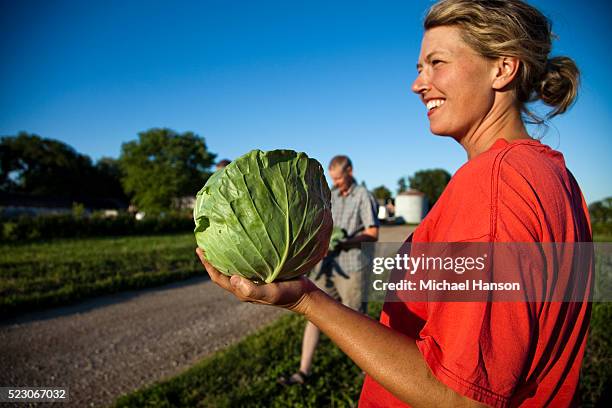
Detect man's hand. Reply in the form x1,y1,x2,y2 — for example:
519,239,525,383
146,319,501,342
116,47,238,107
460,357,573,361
196,248,320,314
338,226,379,250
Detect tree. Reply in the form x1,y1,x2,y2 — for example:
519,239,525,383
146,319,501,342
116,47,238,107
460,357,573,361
589,197,612,225
0,132,95,197
397,177,408,194
408,168,451,208
118,128,216,213
93,157,127,201
372,185,392,202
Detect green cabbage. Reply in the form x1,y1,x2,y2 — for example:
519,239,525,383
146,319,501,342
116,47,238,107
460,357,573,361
194,149,333,283
328,226,347,252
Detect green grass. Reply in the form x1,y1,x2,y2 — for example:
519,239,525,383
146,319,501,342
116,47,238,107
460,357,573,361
594,235,612,243
580,302,611,407
0,233,202,317
114,308,384,408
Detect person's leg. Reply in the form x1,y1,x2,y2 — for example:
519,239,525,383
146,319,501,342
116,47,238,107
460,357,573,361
278,261,332,385
278,321,320,385
297,260,331,374
299,321,320,374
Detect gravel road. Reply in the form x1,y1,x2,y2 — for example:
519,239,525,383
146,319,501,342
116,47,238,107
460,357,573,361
0,225,413,407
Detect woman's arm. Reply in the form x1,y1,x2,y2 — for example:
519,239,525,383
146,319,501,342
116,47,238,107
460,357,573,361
301,289,486,407
197,248,488,408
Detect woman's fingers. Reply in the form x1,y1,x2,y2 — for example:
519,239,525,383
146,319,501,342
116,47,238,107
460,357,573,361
229,275,277,304
196,248,233,292
195,247,317,311
229,275,314,310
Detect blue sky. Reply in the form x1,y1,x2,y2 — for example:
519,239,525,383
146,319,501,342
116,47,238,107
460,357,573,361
1,0,610,203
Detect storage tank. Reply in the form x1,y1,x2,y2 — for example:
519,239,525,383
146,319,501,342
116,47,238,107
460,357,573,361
394,190,427,224
377,205,389,222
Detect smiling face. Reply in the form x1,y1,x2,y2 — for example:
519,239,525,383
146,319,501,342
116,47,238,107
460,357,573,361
329,164,353,196
412,25,497,140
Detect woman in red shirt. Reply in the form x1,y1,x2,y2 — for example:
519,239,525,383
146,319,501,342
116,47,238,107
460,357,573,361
198,0,591,406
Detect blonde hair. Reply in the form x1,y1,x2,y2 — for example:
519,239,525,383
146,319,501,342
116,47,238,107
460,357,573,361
424,0,579,123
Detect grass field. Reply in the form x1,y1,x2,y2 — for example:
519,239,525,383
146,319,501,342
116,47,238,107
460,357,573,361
580,302,611,406
2,226,603,317
0,225,411,317
0,233,201,317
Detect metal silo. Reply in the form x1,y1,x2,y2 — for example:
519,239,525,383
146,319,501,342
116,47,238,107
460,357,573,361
394,190,427,224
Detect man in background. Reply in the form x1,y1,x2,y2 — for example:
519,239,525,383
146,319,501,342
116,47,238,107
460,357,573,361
278,155,379,385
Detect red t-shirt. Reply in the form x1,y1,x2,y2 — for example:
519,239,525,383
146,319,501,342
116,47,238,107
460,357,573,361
359,139,592,407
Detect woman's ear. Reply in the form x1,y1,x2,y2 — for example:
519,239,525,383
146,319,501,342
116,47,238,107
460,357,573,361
492,56,521,90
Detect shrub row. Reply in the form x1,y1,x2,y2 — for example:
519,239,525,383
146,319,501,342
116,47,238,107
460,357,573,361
1,213,194,242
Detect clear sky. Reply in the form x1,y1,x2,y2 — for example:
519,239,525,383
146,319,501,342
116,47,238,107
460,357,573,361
1,0,610,203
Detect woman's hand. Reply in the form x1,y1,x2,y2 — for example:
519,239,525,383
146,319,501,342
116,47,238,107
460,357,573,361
196,248,320,314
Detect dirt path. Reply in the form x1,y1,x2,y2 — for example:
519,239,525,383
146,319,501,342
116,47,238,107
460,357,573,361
0,225,413,407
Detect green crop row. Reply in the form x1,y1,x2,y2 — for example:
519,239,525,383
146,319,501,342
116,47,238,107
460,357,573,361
0,233,201,317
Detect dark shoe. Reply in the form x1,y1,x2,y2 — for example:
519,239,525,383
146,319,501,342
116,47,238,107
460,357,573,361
277,370,311,386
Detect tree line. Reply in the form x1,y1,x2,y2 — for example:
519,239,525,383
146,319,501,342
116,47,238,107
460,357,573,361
3,128,452,215
4,129,607,228
1,129,216,214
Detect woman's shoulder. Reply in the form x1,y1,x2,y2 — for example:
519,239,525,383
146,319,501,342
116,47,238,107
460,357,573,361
450,139,569,201
457,138,561,177
470,138,587,241
417,138,581,242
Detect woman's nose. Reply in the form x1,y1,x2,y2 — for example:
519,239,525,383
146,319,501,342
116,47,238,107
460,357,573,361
411,71,430,95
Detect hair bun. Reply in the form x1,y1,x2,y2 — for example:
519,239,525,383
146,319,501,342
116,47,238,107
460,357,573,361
538,56,580,117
